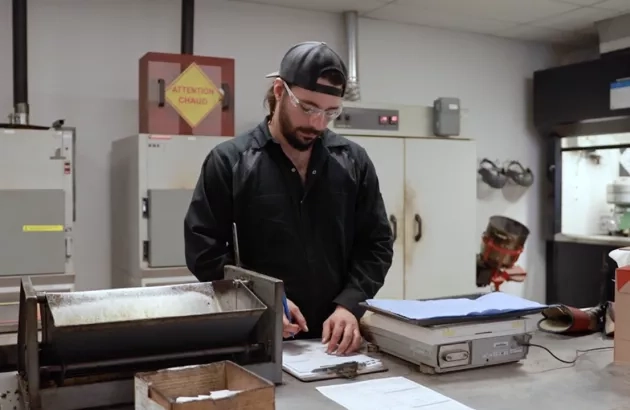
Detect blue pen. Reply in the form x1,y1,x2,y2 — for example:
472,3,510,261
282,294,294,338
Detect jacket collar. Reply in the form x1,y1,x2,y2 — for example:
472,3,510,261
252,117,349,150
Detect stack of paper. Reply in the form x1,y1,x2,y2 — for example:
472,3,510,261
366,292,546,321
316,376,474,410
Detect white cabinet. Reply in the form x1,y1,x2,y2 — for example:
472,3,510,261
346,137,405,300
347,136,478,301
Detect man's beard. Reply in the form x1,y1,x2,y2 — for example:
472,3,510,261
278,98,323,152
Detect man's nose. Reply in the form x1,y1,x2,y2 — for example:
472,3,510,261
309,113,328,129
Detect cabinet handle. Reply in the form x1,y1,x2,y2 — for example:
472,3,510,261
157,78,165,108
221,83,231,110
389,215,397,242
414,214,422,242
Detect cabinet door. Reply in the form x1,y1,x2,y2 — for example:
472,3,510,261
404,138,477,300
346,136,405,299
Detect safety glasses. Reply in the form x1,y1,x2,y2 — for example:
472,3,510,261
282,81,343,121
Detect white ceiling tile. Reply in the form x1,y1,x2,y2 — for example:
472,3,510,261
365,2,517,34
387,0,580,23
530,6,619,30
498,24,598,44
595,0,630,10
549,0,607,5
228,0,611,42
228,0,391,14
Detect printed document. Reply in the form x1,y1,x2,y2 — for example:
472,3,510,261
316,376,474,410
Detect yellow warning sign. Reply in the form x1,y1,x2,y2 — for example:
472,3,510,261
23,225,64,232
165,63,222,128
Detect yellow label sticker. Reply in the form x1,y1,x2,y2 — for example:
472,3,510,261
442,328,456,337
23,225,64,232
165,63,222,128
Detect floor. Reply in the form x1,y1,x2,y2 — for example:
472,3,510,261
276,333,626,410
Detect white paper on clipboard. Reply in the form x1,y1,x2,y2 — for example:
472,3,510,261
282,339,387,382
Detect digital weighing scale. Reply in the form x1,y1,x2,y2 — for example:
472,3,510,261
360,298,545,375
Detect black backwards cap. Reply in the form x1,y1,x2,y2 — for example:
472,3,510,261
265,41,348,98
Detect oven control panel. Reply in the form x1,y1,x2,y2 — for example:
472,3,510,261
333,107,400,132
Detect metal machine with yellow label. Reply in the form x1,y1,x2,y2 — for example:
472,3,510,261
0,125,76,331
111,52,236,288
359,296,544,374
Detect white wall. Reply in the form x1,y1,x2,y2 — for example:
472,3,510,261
0,0,556,301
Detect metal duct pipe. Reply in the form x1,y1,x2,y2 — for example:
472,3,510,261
181,0,195,55
12,0,29,125
343,11,361,102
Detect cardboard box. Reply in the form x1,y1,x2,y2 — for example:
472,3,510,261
135,361,275,410
614,247,630,364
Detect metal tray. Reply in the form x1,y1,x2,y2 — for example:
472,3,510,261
359,292,549,327
43,280,267,363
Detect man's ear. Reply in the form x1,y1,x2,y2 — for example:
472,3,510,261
273,79,285,100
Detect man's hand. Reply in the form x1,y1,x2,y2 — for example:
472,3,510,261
283,299,308,338
322,305,362,355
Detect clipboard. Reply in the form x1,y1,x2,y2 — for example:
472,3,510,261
282,339,388,382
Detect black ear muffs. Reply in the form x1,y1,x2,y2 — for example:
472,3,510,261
478,159,507,189
505,161,534,187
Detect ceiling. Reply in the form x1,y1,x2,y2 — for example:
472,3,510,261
230,0,630,46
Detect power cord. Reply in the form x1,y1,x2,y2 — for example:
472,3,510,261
521,342,612,364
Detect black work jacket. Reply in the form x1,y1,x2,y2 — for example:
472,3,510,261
184,119,394,339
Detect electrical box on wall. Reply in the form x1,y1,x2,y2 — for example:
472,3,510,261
433,97,461,137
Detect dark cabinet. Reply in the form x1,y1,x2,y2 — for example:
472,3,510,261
533,52,630,132
546,240,617,307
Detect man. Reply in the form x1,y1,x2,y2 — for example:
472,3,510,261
184,41,393,355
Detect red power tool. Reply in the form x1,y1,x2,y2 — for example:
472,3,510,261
476,216,530,291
